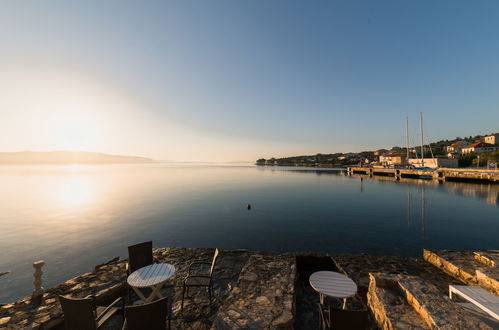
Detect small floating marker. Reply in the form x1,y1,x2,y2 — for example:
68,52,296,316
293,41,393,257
246,204,251,210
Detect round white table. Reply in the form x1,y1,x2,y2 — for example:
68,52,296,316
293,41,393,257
309,271,357,309
127,263,175,303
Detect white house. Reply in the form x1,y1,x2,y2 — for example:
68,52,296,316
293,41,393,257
484,133,499,146
461,142,499,155
379,153,407,166
446,140,471,153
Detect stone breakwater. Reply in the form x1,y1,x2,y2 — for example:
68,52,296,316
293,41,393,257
1,248,498,329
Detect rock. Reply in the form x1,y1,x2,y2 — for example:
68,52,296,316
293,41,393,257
0,317,11,325
256,296,270,305
227,309,240,318
272,311,293,328
240,272,257,282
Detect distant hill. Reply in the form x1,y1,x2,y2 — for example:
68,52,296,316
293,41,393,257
0,151,156,164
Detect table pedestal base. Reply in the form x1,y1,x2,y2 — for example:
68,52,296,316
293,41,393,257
132,283,165,303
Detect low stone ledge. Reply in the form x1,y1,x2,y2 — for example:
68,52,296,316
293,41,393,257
423,249,478,285
367,273,428,329
368,273,493,330
424,249,499,296
212,254,296,329
474,251,498,268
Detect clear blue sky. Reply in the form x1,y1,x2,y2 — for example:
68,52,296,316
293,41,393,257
1,1,498,161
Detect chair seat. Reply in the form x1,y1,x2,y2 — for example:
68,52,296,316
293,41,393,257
185,276,210,286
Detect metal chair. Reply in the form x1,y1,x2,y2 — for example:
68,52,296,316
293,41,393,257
59,295,123,330
181,248,219,311
126,241,153,302
317,304,368,330
123,297,170,330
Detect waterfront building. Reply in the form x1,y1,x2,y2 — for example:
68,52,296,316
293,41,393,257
379,152,407,166
461,142,499,155
484,132,499,145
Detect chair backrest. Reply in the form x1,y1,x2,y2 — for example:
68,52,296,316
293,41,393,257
59,295,97,330
209,248,220,277
125,297,168,330
329,307,368,330
128,241,153,274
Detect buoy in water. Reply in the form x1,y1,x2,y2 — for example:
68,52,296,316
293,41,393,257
246,204,251,210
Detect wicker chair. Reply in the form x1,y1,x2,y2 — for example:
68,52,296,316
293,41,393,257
123,297,170,330
317,304,368,330
181,248,219,311
59,295,123,330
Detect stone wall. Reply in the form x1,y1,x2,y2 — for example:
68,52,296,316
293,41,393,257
368,273,493,329
424,249,499,295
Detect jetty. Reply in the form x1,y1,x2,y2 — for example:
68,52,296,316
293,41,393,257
1,248,498,329
347,166,499,183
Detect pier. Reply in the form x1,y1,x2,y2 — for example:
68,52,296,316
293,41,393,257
347,166,499,183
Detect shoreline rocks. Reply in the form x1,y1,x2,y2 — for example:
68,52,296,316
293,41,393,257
1,248,497,329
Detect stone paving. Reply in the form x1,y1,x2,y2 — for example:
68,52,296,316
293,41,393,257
2,248,498,329
0,248,294,330
213,254,296,329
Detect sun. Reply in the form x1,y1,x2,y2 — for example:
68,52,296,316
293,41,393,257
0,68,132,153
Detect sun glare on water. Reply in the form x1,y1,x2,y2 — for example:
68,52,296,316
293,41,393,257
54,176,97,208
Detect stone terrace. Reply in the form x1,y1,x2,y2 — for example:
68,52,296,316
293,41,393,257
0,248,295,329
1,248,498,329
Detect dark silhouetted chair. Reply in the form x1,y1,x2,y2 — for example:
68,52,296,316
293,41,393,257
181,248,219,311
126,241,153,301
59,295,123,330
123,297,170,330
126,241,153,275
318,304,368,330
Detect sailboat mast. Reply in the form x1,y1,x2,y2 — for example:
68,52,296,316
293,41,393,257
406,117,410,162
420,112,425,167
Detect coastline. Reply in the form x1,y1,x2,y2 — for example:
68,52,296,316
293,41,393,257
1,247,497,329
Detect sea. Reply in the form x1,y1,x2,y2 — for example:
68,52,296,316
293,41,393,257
0,163,498,302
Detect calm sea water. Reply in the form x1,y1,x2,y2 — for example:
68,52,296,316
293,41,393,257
0,164,498,302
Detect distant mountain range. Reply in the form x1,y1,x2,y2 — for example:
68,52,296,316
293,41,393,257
0,151,156,164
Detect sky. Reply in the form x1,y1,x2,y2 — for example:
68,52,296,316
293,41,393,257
1,1,499,162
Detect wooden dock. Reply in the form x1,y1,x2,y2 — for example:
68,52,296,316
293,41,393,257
347,167,499,183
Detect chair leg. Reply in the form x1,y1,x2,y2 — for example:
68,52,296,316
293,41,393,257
181,284,186,312
167,295,172,330
208,285,212,308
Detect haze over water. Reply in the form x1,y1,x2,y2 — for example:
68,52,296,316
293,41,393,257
0,164,497,302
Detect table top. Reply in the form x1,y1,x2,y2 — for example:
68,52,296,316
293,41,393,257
309,271,357,299
127,263,175,288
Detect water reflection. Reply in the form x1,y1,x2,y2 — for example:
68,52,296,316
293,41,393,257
54,177,97,208
0,164,497,303
348,172,499,206
256,166,346,176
